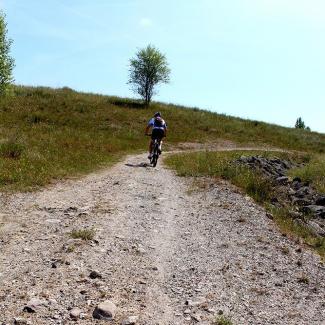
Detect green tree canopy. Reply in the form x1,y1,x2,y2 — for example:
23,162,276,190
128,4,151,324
0,11,15,96
295,117,309,130
128,45,170,105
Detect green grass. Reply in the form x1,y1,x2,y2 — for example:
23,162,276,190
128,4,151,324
0,138,24,159
0,85,324,191
214,316,234,325
70,228,96,241
165,150,325,258
289,154,325,193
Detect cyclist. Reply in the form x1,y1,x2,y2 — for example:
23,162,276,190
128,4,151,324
145,112,167,159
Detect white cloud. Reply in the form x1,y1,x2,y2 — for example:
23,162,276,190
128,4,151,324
139,18,152,28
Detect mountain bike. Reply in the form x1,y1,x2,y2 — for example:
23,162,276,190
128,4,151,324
146,134,162,167
150,138,162,167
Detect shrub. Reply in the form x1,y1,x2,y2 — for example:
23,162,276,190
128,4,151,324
109,97,145,109
28,113,43,124
70,228,95,241
0,139,24,158
244,172,273,203
60,86,74,93
215,315,234,325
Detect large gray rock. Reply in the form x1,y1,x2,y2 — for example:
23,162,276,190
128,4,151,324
23,298,46,313
295,187,311,198
303,205,325,218
316,196,325,206
93,300,117,320
307,221,325,237
276,176,289,184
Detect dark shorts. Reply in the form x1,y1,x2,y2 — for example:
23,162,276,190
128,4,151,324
151,128,165,140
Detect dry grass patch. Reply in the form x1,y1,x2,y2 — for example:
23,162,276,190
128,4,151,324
70,228,96,241
289,153,325,193
0,138,24,159
214,315,234,325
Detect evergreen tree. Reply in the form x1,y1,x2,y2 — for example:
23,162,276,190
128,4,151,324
295,117,306,129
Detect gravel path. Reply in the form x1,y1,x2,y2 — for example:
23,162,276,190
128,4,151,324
0,153,325,325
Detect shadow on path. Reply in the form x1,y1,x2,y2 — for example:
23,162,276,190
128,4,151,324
125,162,151,168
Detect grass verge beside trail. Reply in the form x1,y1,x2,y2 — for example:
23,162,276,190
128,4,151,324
289,154,325,194
165,150,306,202
165,150,325,258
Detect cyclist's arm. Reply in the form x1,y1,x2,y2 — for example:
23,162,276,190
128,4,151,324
145,118,154,135
145,125,151,135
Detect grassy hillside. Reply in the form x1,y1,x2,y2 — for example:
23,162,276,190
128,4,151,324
0,85,324,191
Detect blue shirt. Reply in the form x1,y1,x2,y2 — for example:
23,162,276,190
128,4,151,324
148,117,167,130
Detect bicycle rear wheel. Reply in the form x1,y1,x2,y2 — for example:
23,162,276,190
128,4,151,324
150,142,159,167
151,154,158,167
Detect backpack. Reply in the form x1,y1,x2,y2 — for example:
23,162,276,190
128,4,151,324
154,117,164,128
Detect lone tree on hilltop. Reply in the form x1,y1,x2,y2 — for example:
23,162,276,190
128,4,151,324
0,11,15,96
295,117,310,130
128,45,170,106
295,117,305,129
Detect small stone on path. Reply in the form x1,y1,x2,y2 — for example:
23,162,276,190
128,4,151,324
70,307,82,320
121,315,139,325
89,270,102,279
23,298,46,313
14,318,28,325
93,300,117,320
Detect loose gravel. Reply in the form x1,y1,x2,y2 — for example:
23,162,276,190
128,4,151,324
0,153,324,325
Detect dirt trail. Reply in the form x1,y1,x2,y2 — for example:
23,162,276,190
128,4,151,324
0,152,325,325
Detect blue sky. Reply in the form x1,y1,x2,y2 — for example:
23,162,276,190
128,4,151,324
2,0,325,133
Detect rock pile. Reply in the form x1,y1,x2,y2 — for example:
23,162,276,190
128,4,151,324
236,156,325,235
236,156,294,180
236,156,297,183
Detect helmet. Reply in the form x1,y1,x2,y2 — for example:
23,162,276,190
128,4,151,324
154,112,161,117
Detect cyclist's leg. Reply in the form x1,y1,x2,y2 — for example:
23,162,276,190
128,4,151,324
148,139,154,158
157,139,162,154
149,130,159,158
149,139,154,153
157,129,164,153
